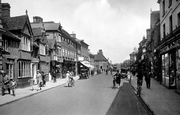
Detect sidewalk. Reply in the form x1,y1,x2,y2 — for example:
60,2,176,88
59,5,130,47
0,76,79,107
131,76,180,115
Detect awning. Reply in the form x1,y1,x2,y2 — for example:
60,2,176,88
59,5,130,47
80,61,94,69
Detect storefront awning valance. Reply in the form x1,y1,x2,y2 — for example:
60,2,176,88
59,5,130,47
79,61,94,69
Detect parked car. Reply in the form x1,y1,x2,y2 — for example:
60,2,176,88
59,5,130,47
79,69,89,79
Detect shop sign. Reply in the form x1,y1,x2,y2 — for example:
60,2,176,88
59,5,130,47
78,57,84,61
58,57,63,62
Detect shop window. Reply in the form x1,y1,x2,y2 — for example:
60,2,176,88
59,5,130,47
162,54,170,87
176,49,180,90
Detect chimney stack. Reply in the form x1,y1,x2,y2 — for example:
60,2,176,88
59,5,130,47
2,3,10,17
33,16,43,23
99,49,103,55
70,31,76,38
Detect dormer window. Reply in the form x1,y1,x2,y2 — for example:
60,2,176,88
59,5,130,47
21,36,30,51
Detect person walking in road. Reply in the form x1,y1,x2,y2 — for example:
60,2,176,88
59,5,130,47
112,70,121,88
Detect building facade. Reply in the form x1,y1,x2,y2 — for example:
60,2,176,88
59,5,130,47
94,49,108,72
1,3,34,88
157,0,180,90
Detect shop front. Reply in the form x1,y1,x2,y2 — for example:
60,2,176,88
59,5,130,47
50,60,63,79
78,61,89,78
159,39,180,89
176,49,180,92
62,59,76,78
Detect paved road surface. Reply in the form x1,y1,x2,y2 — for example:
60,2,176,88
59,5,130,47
0,73,151,115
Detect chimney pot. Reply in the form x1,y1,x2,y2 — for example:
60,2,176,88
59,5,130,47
2,3,11,17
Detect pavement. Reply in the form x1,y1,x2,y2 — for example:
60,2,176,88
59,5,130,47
131,75,180,115
0,76,79,107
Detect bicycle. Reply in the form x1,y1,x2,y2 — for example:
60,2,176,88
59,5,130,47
137,79,142,96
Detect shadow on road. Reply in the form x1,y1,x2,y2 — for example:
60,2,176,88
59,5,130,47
106,82,153,115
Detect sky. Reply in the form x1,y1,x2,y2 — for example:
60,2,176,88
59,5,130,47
3,0,159,64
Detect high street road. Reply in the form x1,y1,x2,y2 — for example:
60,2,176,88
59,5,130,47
0,73,152,115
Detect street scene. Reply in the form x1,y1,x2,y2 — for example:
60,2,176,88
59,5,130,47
0,0,180,115
0,73,153,115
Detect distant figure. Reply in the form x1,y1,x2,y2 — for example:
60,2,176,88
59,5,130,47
145,72,151,89
106,69,108,75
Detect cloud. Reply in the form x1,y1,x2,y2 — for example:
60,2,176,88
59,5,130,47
70,0,149,63
5,0,159,63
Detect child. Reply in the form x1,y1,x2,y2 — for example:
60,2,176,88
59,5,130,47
28,78,35,91
10,78,17,96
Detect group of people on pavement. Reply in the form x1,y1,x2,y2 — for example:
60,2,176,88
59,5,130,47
1,70,17,96
28,70,46,91
131,57,152,95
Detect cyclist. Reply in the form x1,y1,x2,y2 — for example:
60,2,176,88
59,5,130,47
137,59,143,96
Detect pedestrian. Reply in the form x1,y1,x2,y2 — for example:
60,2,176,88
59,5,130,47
113,70,121,88
51,69,57,83
28,78,35,91
41,71,46,87
106,69,108,75
1,70,11,95
69,71,75,87
10,78,17,96
36,70,43,91
112,74,116,89
145,71,151,89
137,59,143,94
66,71,70,87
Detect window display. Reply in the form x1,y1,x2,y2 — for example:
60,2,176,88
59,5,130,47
162,53,169,86
176,49,180,90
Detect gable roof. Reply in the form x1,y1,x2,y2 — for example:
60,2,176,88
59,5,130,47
2,29,21,41
2,15,28,30
94,53,108,62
